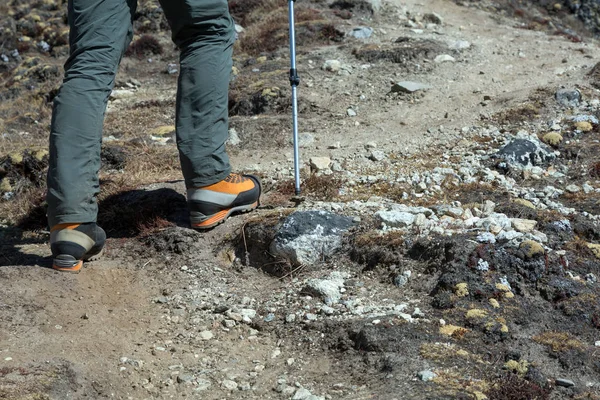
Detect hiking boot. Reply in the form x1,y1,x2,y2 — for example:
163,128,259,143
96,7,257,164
50,222,106,273
187,173,261,230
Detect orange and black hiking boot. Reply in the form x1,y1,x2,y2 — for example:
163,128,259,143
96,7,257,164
187,173,261,230
50,222,106,273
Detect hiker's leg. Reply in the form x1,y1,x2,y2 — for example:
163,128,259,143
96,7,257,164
159,0,234,188
47,0,137,227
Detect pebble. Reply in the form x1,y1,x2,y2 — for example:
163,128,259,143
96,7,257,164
511,218,537,233
434,54,455,63
177,373,194,384
349,26,373,39
322,60,341,72
310,157,332,172
293,388,313,400
450,40,471,50
555,378,575,388
566,184,581,193
166,63,178,75
376,210,415,228
476,232,496,243
221,379,238,390
198,331,214,340
417,370,436,381
196,377,212,391
347,108,357,117
369,150,386,162
595,341,600,347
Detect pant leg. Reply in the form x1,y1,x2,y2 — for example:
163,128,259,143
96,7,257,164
47,0,136,227
158,0,234,189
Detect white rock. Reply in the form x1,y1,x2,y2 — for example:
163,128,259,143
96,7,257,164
227,128,241,146
450,40,471,50
434,54,455,63
293,388,313,400
566,184,581,193
376,211,415,228
322,60,341,72
511,218,537,233
309,157,331,172
198,331,214,340
221,380,238,390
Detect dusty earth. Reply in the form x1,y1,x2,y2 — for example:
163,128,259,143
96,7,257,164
1,0,600,399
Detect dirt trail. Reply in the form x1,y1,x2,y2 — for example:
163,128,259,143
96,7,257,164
1,0,600,399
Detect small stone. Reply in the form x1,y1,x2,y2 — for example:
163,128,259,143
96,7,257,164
297,132,315,147
167,63,178,75
434,54,455,63
417,370,436,381
286,313,296,323
511,218,537,233
227,128,241,146
369,150,386,162
555,378,575,388
565,184,581,193
177,374,194,384
271,348,281,358
393,274,408,287
347,108,357,117
222,319,236,328
423,12,443,24
305,313,318,321
329,142,341,149
198,331,214,340
196,378,212,390
322,60,341,72
349,27,373,39
309,157,331,172
287,358,295,366
595,341,600,347
293,388,313,400
391,81,431,93
221,380,238,390
450,40,471,50
376,210,415,228
575,121,593,132
476,232,496,243
4,357,12,361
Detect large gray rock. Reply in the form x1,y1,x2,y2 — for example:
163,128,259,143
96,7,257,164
555,88,581,108
270,211,355,266
495,135,556,170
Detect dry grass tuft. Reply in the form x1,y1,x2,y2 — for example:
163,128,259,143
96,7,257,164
533,331,586,353
237,6,342,55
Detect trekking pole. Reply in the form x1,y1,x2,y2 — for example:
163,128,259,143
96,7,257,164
288,0,301,195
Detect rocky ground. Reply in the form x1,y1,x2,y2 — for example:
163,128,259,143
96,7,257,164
1,0,600,399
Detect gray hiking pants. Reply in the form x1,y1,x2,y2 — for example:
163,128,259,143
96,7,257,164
47,0,234,227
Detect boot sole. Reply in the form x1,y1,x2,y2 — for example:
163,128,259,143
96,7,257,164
52,248,104,273
191,201,258,230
